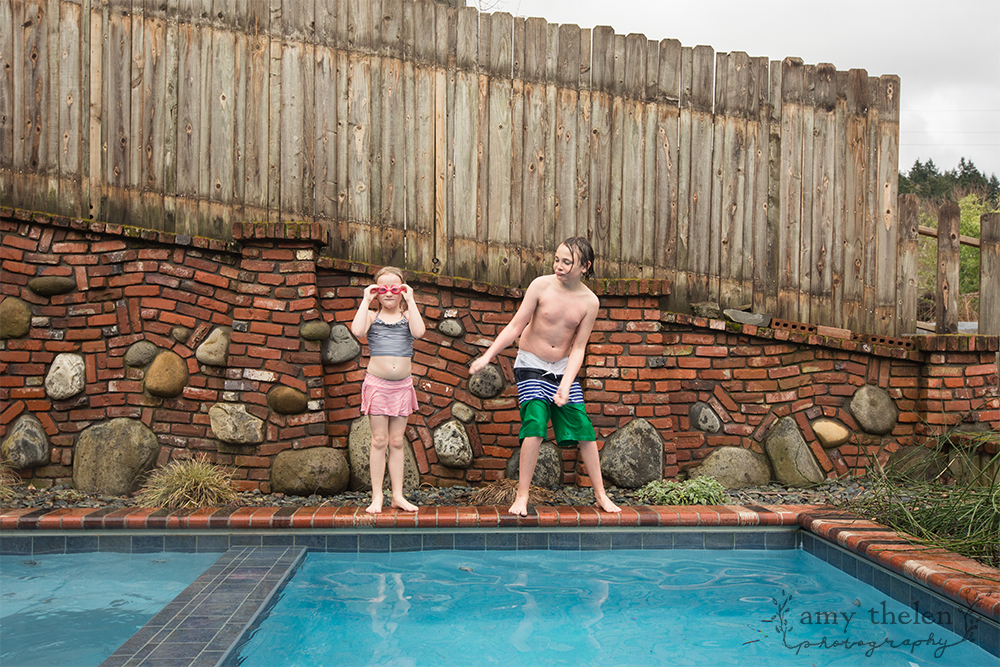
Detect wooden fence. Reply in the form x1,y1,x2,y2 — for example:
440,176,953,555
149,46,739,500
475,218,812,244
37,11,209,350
0,0,938,335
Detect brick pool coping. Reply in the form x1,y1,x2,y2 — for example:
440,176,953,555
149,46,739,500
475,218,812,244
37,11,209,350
2,503,998,623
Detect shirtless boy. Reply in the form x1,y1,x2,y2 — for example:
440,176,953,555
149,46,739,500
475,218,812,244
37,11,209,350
470,238,622,516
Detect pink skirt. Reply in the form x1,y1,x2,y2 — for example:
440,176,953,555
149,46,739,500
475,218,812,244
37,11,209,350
361,373,419,417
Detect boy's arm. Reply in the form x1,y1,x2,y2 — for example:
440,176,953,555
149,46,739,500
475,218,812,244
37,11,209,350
554,294,598,406
349,286,376,338
469,278,543,374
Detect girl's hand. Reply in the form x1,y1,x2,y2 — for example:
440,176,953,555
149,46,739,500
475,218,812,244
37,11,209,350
401,284,415,305
363,284,379,302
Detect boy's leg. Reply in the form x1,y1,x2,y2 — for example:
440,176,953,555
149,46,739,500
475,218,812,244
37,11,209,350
386,415,417,512
509,435,543,516
578,440,621,513
367,415,389,514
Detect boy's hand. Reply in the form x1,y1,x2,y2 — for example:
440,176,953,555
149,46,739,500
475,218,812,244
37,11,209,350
554,384,569,407
469,356,489,375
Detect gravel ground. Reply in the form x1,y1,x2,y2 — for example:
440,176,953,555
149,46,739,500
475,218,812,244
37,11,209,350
1,478,871,511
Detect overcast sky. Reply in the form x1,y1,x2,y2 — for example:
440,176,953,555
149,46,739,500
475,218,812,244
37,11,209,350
479,0,1000,179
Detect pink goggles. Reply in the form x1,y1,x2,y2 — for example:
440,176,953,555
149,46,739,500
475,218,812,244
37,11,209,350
376,285,406,294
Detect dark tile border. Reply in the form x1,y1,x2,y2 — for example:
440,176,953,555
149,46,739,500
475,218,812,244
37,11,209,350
803,532,999,658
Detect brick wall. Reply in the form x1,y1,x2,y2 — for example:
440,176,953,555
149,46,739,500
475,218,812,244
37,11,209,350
2,209,998,492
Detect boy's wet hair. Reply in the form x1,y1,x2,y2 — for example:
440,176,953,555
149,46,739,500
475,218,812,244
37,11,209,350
374,266,404,283
561,237,595,279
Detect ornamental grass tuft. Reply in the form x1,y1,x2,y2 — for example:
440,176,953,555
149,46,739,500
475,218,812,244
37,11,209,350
469,478,553,506
634,476,728,506
839,427,1000,569
0,460,22,502
136,456,238,509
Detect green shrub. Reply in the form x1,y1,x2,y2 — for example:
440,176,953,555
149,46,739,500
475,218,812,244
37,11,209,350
136,456,238,509
634,477,728,506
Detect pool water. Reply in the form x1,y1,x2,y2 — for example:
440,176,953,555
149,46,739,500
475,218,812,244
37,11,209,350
0,551,221,667
232,549,990,667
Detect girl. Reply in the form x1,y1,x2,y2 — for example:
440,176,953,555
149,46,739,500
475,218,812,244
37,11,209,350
350,267,426,513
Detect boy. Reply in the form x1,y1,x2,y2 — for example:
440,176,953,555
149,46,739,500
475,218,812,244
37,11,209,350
470,238,621,516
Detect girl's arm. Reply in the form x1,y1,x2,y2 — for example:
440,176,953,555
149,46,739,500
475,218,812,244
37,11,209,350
350,285,378,338
401,285,426,339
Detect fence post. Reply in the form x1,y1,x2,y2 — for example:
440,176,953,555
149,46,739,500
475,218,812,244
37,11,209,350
897,194,919,334
980,212,1000,336
935,202,960,334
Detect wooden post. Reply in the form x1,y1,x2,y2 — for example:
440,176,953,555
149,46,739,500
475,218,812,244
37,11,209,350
936,202,960,334
980,212,1000,336
897,194,919,334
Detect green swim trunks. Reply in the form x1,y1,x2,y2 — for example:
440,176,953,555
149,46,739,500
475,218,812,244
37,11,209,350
515,367,596,447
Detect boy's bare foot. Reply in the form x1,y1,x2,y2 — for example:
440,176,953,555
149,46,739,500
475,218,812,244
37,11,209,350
392,497,419,512
596,495,621,513
366,493,384,514
508,495,530,516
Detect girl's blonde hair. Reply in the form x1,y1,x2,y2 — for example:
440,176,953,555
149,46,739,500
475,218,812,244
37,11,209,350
374,266,404,282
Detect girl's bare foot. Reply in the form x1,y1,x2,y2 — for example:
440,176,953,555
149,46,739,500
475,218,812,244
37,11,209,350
392,496,419,512
596,495,621,513
366,493,384,514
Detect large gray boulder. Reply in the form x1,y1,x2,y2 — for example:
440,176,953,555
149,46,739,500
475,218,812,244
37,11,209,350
1,414,50,469
209,403,266,444
322,324,361,364
347,416,420,491
505,441,563,488
599,418,665,489
73,418,160,495
433,420,474,468
849,385,898,435
688,446,771,489
763,416,825,487
45,353,86,400
145,350,189,398
271,448,350,496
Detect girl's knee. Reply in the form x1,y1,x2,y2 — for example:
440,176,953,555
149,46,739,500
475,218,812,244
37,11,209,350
370,434,389,451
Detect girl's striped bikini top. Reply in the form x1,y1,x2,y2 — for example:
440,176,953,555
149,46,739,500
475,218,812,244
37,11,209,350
366,315,414,357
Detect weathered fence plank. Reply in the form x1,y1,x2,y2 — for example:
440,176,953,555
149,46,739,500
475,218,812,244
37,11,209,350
810,63,836,327
57,0,85,217
620,33,645,279
653,38,680,282
0,0,13,207
981,212,1000,336
777,57,804,321
842,69,868,332
747,55,768,309
936,202,960,334
589,25,613,280
874,75,900,334
520,17,547,280
897,194,919,332
486,11,513,285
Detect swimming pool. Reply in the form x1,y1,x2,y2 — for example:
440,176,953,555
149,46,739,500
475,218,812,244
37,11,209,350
229,549,992,666
0,551,221,667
